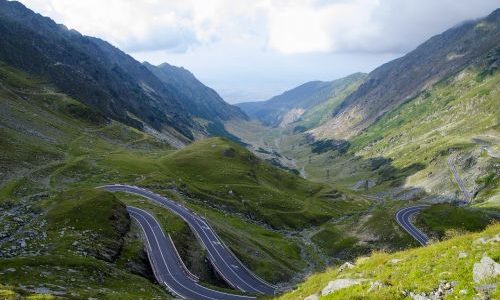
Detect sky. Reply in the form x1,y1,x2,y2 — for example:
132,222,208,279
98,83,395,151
16,0,500,103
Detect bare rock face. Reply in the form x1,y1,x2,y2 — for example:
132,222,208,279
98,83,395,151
473,256,500,283
388,258,403,265
279,108,305,128
321,278,366,296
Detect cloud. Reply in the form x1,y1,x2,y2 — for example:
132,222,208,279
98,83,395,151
17,0,201,52
264,0,499,54
17,0,499,55
15,0,500,103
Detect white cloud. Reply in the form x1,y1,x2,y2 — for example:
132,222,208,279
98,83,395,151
15,0,500,102
265,0,378,54
17,0,499,55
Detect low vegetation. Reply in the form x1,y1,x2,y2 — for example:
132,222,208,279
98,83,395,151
278,224,500,299
0,63,375,296
417,204,494,240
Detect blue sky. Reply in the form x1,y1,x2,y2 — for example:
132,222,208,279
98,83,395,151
17,0,500,103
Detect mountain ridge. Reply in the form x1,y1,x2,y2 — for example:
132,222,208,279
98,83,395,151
237,72,366,127
0,0,245,144
312,8,500,139
144,61,247,126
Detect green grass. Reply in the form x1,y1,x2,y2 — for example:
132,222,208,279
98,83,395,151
297,77,364,131
278,223,500,299
311,227,360,258
160,137,341,230
417,204,495,239
42,188,130,260
0,256,169,299
197,203,307,282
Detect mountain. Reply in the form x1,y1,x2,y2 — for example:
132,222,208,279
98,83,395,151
237,73,366,127
1,2,499,299
144,62,247,123
0,0,244,144
312,8,500,139
228,8,500,210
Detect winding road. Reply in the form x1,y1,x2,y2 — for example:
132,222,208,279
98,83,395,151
101,184,276,298
395,205,430,246
447,155,471,204
396,155,473,245
128,206,255,300
105,183,433,298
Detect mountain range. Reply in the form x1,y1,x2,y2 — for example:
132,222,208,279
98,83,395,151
239,9,500,140
0,1,499,299
0,0,246,145
234,8,499,205
237,73,366,128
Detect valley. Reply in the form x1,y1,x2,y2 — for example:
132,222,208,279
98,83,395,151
0,1,499,299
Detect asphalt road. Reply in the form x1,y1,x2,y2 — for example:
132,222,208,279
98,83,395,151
447,155,471,204
128,206,256,300
395,205,430,246
101,184,276,296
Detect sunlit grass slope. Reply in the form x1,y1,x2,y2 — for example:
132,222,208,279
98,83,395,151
278,224,499,300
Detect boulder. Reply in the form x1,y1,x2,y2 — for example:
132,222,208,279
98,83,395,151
321,279,365,296
338,262,355,272
410,294,429,300
474,284,496,293
473,256,500,283
304,294,319,300
368,281,383,292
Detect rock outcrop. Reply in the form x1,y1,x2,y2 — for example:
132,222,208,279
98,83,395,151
473,256,500,283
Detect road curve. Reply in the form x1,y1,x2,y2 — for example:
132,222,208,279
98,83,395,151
101,184,276,295
395,205,430,246
447,155,471,204
128,206,255,300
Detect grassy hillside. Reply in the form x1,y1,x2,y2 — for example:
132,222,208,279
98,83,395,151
311,9,499,140
348,66,499,204
259,65,500,208
293,76,365,131
278,223,500,299
162,137,347,229
416,204,494,240
226,66,499,276
0,188,169,299
0,61,380,297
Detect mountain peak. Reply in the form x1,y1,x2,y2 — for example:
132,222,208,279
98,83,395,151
144,62,248,124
